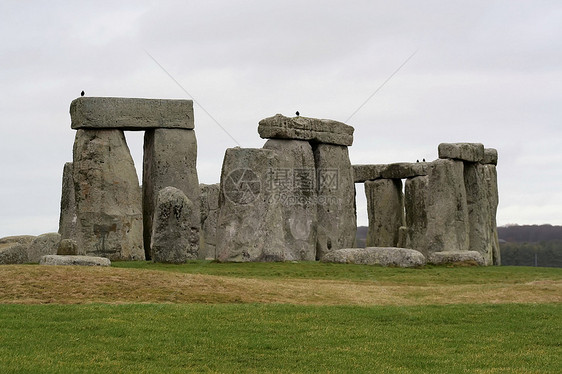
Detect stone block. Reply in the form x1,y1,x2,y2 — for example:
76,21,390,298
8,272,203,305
427,251,485,266
27,232,61,263
199,183,220,260
57,239,79,255
258,114,354,146
353,164,385,183
39,255,111,266
0,243,28,264
263,139,317,261
143,128,200,259
404,176,429,255
353,162,428,182
365,179,404,247
0,235,36,247
70,97,194,130
216,148,286,262
321,247,426,267
438,143,484,162
58,162,77,240
314,144,357,260
482,148,498,165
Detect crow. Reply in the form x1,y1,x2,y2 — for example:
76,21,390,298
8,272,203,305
295,111,299,117
81,90,85,97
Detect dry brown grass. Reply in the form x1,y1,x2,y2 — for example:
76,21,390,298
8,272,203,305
1,265,560,306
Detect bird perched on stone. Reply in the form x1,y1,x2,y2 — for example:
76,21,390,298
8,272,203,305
81,90,85,97
416,160,419,163
423,158,426,162
295,111,299,117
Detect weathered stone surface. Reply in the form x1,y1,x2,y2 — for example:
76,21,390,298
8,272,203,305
438,143,484,162
263,139,317,261
314,144,357,260
482,148,498,165
57,239,79,255
404,176,429,255
143,128,200,259
427,251,485,266
151,187,198,263
0,243,28,264
365,179,404,247
199,183,220,260
321,247,426,267
0,235,36,247
397,226,410,248
58,162,77,240
72,129,145,261
216,148,285,262
353,162,428,182
27,232,61,263
258,114,354,146
70,97,194,130
484,164,501,265
40,255,111,266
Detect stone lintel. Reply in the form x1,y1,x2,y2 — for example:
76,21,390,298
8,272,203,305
438,143,484,162
70,97,194,130
482,148,498,165
353,162,429,183
258,114,354,146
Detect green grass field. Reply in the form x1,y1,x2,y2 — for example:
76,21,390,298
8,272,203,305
1,262,561,373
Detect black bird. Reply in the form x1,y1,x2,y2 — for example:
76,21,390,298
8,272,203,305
423,158,426,162
81,90,85,97
416,160,419,163
295,111,299,117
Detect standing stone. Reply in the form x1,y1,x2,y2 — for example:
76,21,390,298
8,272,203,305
199,183,220,260
151,187,198,263
263,139,317,261
365,179,404,247
143,128,200,259
405,176,429,255
58,162,78,241
484,164,501,265
425,159,470,253
314,144,356,260
27,232,61,263
72,129,144,261
215,148,285,262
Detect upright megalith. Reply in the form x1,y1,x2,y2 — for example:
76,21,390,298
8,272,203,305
215,148,285,262
365,179,404,247
151,187,198,263
314,143,357,260
263,139,317,261
404,176,429,255
483,161,501,265
58,162,77,241
71,129,144,260
143,128,200,259
199,183,220,260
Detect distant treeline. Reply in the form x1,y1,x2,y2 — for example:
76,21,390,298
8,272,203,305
355,224,562,267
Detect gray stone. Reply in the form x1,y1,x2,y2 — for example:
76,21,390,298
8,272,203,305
353,162,428,182
263,139,317,261
143,128,200,259
258,114,354,146
482,148,498,165
353,164,385,183
321,247,426,267
58,162,77,240
216,148,285,262
151,187,198,263
57,239,79,255
0,235,36,247
0,243,28,264
427,251,485,266
314,144,357,260
39,255,111,266
438,143,484,162
365,179,404,247
199,183,220,260
397,226,410,248
27,232,61,263
484,164,501,265
70,97,194,130
72,129,145,261
404,176,429,255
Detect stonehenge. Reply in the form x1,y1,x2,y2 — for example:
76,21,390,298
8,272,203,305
46,96,501,266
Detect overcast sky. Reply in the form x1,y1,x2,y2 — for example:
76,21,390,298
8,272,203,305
1,0,561,238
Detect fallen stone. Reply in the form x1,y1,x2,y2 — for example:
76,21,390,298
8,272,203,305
263,139,317,261
39,255,111,266
27,232,61,263
365,179,404,247
314,144,357,260
321,247,426,267
0,235,36,247
143,128,200,259
216,148,285,262
438,143,484,162
258,114,354,146
427,251,485,266
199,183,220,260
353,162,428,182
72,129,145,261
0,243,28,264
151,187,198,263
58,162,77,240
70,97,194,130
57,239,79,256
482,148,498,165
